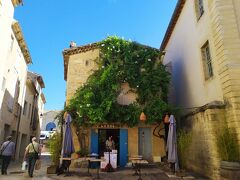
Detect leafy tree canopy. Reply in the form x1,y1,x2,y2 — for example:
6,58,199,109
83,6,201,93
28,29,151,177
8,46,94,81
66,36,171,127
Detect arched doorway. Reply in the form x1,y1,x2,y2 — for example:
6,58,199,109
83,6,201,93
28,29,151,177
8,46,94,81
46,122,56,131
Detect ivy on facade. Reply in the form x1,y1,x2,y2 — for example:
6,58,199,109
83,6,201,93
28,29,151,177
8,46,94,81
66,36,171,127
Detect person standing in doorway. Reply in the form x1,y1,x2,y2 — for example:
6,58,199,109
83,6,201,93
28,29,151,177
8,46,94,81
0,136,15,175
23,137,41,177
105,136,115,151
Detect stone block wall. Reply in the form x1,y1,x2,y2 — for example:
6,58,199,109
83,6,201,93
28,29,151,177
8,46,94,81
66,49,100,105
183,108,226,179
209,0,240,141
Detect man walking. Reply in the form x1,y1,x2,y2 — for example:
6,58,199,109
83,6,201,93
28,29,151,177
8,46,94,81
0,136,15,175
24,137,41,177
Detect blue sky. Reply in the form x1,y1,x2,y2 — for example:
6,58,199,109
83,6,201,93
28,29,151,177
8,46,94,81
15,0,177,110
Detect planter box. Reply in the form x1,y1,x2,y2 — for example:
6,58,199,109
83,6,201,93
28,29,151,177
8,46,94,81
220,161,240,180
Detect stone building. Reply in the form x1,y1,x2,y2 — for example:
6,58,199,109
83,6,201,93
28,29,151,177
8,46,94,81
63,42,165,167
0,0,30,160
0,0,45,159
26,71,46,140
40,110,61,132
161,0,240,178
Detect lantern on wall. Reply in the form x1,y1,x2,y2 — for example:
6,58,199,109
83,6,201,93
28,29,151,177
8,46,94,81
140,112,146,121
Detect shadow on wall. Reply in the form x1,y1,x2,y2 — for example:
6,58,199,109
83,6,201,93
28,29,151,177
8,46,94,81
172,58,191,108
0,89,21,143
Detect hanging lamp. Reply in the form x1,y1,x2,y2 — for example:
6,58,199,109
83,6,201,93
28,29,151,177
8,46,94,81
140,112,146,121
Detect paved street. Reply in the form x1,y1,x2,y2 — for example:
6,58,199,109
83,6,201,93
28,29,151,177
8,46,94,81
0,154,207,180
1,155,168,180
0,145,205,180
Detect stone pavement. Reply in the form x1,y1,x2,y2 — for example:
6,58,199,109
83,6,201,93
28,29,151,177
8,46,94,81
0,155,208,180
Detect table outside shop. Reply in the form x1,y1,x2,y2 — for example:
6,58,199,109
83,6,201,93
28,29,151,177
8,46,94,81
89,158,104,179
74,157,103,179
60,157,78,176
129,156,148,180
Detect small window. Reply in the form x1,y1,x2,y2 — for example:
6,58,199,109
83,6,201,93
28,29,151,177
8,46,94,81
201,41,213,80
1,77,6,91
85,60,89,66
195,0,204,20
23,101,28,115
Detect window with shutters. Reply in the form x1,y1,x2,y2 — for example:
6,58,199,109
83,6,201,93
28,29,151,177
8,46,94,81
201,41,213,80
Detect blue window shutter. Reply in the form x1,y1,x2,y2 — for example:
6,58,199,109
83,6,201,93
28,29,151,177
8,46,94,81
90,129,98,154
120,129,128,167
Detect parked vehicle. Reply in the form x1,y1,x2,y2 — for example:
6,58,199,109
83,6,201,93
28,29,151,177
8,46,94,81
40,134,47,140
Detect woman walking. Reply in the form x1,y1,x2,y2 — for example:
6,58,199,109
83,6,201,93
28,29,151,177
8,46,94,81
23,137,41,177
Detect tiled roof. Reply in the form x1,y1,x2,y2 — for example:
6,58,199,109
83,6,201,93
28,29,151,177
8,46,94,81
160,0,186,51
27,71,45,88
12,20,32,64
12,0,23,7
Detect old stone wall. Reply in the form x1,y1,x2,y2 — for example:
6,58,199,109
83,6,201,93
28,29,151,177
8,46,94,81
66,49,99,105
183,108,226,179
209,0,240,141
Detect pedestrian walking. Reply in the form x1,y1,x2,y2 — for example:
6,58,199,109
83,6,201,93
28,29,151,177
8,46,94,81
23,137,41,177
0,136,15,175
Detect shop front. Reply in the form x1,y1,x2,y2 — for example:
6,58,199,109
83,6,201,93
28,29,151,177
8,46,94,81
90,126,128,167
90,124,165,168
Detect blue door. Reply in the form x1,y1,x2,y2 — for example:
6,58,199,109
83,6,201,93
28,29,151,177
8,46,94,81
120,129,128,167
90,129,98,154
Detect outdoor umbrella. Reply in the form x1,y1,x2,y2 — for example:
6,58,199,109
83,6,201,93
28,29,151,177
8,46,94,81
166,114,179,172
58,113,75,175
62,113,75,157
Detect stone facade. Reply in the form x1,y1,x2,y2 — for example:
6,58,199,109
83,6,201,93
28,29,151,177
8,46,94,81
0,1,45,159
65,48,99,104
41,110,61,131
161,0,240,178
63,44,166,165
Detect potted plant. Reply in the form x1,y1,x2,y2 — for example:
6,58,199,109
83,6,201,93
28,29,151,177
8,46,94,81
47,132,62,174
76,148,88,158
216,126,240,179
